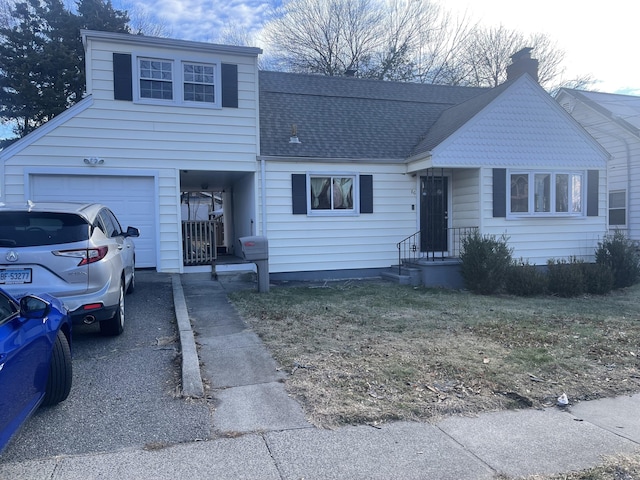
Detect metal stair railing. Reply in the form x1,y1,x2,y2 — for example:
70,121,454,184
396,226,478,275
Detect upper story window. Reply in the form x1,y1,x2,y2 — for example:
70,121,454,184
135,55,220,108
139,58,173,100
509,171,584,217
183,63,215,103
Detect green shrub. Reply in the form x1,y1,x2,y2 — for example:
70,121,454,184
505,259,548,296
546,257,584,297
581,262,614,295
595,231,640,289
460,231,512,295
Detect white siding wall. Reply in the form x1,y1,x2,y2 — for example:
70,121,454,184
479,167,607,264
262,161,415,273
450,168,480,229
1,34,260,273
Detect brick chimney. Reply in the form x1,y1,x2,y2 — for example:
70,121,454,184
506,47,539,82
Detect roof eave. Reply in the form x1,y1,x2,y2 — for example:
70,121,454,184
81,29,263,57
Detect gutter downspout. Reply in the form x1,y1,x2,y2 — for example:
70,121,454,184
260,157,267,236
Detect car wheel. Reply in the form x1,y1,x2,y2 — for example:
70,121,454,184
100,281,125,336
126,265,135,295
42,330,72,406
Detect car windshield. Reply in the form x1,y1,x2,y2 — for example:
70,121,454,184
0,212,90,247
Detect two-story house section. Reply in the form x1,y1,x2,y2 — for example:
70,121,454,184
0,30,262,273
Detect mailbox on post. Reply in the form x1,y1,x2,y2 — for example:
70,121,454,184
238,236,269,292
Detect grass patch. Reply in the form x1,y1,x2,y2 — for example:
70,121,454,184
229,279,640,429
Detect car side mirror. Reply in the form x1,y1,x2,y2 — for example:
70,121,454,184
19,295,51,319
126,226,140,238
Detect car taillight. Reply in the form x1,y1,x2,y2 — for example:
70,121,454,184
53,246,108,266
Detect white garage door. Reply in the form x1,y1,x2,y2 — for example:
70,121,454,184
30,174,156,268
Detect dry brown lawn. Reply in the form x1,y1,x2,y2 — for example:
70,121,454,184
228,278,640,479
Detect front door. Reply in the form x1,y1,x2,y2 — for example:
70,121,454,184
420,175,448,252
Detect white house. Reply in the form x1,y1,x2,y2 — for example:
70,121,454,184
260,50,609,282
0,30,262,273
556,89,640,242
0,34,609,283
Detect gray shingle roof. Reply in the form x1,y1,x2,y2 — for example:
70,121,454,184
259,71,489,160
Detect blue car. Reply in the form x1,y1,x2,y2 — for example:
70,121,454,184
0,288,72,453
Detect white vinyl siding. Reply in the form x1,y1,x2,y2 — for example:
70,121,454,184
450,168,480,229
262,161,415,274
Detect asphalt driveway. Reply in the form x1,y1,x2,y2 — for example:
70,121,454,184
0,271,211,462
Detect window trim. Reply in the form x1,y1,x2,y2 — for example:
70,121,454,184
506,169,586,218
132,53,222,109
307,172,359,216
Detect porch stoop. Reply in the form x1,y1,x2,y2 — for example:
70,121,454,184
382,259,464,289
381,265,422,286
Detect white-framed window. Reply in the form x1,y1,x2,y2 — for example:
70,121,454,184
183,62,216,103
508,170,584,216
308,173,357,215
135,55,220,108
609,190,626,226
139,58,173,100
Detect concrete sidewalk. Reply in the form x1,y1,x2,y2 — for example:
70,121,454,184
1,272,639,479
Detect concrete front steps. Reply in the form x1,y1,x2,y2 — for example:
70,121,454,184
381,259,464,289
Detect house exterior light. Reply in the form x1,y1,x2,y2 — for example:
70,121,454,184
83,157,104,166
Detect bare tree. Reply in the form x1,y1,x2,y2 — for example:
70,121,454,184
114,0,172,37
458,25,524,87
263,0,383,76
262,0,476,82
455,25,571,91
361,0,441,81
412,7,476,85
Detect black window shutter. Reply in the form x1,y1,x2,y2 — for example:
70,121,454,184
587,170,599,217
292,174,307,214
113,53,133,101
221,63,238,108
360,175,373,214
493,168,506,217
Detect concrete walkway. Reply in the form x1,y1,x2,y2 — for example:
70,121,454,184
1,272,639,479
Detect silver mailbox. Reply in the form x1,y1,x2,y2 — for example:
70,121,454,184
239,236,269,261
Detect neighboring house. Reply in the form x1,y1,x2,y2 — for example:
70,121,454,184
0,33,609,283
556,89,640,241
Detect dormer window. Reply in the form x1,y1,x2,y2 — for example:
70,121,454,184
113,53,238,108
183,62,215,103
139,58,173,100
134,55,221,108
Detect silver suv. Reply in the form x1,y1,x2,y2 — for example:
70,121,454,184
0,202,139,336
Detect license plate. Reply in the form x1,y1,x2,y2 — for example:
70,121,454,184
0,268,32,284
